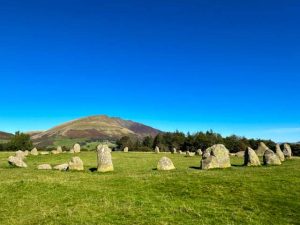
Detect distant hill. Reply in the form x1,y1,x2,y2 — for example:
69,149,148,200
31,115,161,147
0,131,13,140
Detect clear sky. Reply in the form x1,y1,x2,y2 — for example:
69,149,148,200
0,0,299,142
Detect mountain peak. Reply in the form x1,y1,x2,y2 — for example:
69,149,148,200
31,115,161,147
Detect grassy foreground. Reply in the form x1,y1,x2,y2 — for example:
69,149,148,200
0,152,299,225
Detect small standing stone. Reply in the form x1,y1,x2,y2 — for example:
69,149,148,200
235,151,245,157
186,151,196,157
263,149,282,166
57,146,63,153
8,156,27,168
196,149,202,156
68,157,84,171
275,144,285,162
38,164,52,170
155,146,160,154
51,150,60,155
31,148,39,156
283,144,292,159
15,150,26,160
40,151,50,155
73,143,81,153
123,147,129,153
97,145,114,172
172,148,177,154
157,157,176,171
244,147,261,166
54,164,69,171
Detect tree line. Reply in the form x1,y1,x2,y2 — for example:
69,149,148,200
0,132,33,151
116,130,299,154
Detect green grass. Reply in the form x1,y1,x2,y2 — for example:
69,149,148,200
0,152,299,225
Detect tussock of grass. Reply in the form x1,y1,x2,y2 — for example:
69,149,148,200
0,152,299,225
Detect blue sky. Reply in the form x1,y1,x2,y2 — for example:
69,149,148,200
0,0,299,142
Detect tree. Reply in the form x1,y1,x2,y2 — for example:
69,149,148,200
6,132,33,151
142,136,154,148
116,136,133,150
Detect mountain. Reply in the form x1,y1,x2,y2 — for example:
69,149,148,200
0,131,13,140
31,115,161,147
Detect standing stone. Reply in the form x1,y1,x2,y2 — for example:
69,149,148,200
201,144,231,170
186,151,196,157
68,157,84,171
73,143,81,153
70,148,75,154
276,144,285,162
38,164,52,170
51,150,60,155
256,142,269,157
15,150,26,160
31,148,39,156
123,147,129,153
155,146,160,154
263,149,282,166
157,157,176,171
97,146,114,172
235,151,245,158
244,147,261,166
40,151,50,155
196,149,203,156
178,150,182,154
8,156,27,168
24,150,29,156
172,148,177,154
57,146,63,153
283,144,292,159
54,164,69,171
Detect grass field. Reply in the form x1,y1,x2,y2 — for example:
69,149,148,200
0,152,299,225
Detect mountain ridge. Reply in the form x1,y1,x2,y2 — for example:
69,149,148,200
31,115,162,147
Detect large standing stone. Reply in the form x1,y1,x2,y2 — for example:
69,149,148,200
73,143,81,153
54,164,69,171
68,157,84,171
283,144,292,159
97,146,114,172
244,147,261,166
38,164,52,170
155,146,160,154
276,144,285,162
201,144,231,170
157,157,175,171
15,150,26,160
8,156,27,168
256,142,269,157
263,149,282,166
123,147,129,153
31,148,39,156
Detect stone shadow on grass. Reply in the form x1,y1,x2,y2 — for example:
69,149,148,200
89,168,97,172
189,166,201,170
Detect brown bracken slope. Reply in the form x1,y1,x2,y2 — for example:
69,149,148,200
31,115,161,146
